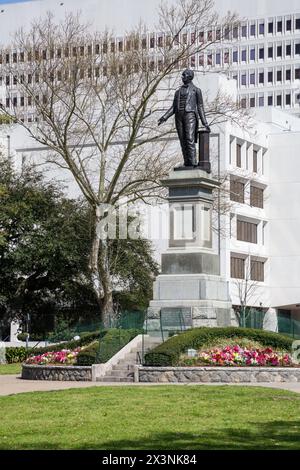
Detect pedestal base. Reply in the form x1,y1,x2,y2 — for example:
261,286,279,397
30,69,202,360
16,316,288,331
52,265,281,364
146,274,237,332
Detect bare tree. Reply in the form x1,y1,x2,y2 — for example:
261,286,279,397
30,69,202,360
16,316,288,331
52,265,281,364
0,0,243,326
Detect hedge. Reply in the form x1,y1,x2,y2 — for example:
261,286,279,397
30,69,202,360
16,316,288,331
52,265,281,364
76,328,142,366
144,327,293,367
5,331,106,363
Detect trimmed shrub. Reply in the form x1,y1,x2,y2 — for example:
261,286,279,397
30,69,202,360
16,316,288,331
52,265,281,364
28,330,106,356
5,347,30,364
76,342,99,366
96,329,141,364
144,327,293,367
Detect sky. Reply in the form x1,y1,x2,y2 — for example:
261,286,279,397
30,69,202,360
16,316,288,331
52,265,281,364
0,0,35,4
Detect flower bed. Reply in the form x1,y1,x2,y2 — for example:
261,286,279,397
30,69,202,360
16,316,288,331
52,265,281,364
179,345,294,367
25,348,82,366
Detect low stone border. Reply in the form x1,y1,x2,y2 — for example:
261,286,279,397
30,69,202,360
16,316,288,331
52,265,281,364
137,366,300,383
22,364,92,381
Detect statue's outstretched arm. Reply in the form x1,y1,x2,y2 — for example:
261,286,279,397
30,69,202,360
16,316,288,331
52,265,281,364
158,95,175,126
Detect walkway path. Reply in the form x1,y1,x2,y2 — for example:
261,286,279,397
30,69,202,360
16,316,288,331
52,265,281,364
1,375,300,396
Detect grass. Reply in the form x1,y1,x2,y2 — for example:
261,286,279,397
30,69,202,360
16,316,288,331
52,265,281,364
0,386,299,450
0,363,22,375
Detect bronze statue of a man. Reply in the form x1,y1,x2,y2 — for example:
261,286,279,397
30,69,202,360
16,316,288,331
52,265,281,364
158,69,211,167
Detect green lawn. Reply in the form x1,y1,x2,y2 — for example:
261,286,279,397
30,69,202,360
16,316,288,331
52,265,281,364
0,363,21,375
0,386,299,450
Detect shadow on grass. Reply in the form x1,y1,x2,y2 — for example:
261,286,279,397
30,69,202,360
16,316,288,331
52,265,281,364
1,420,299,450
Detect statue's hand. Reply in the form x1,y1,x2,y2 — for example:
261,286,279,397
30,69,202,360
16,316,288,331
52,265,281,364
158,117,166,126
205,125,211,133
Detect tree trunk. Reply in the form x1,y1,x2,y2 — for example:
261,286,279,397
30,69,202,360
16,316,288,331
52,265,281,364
89,206,114,327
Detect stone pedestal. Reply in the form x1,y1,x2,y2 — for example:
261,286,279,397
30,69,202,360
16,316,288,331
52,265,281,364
147,168,234,331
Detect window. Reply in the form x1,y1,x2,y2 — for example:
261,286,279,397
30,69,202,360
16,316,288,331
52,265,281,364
241,74,246,86
199,54,204,66
277,70,282,81
296,18,300,30
286,69,291,80
253,150,258,172
295,68,300,79
286,93,291,105
150,37,155,48
250,97,255,107
6,97,9,108
259,72,264,84
286,44,291,56
231,256,245,279
216,53,221,65
268,46,273,58
233,27,238,39
259,96,264,107
241,49,246,62
110,42,115,53
250,186,264,208
296,43,300,55
5,75,10,86
268,71,273,83
28,96,32,106
236,143,242,167
241,25,247,37
233,50,238,62
250,48,255,60
13,52,17,63
237,220,258,243
241,98,247,108
103,43,107,54
268,22,274,33
230,179,245,203
251,260,265,282
118,41,123,52
277,45,282,57
142,38,147,49
250,72,255,85
277,94,282,106
13,97,17,107
259,23,265,35
250,24,256,36
224,51,229,63
259,47,264,59
268,94,273,106
157,36,163,47
95,44,100,54
277,21,282,33
286,19,291,31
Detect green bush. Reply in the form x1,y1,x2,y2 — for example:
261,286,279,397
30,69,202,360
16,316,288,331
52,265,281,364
5,347,30,364
144,327,293,367
96,328,142,364
17,333,45,342
76,342,99,366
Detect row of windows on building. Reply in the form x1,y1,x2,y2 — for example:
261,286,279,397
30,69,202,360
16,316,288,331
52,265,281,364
231,255,265,282
234,66,300,88
198,43,300,68
230,141,265,173
230,178,264,209
239,91,296,108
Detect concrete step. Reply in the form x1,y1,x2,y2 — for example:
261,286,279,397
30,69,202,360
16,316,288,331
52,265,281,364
97,376,134,382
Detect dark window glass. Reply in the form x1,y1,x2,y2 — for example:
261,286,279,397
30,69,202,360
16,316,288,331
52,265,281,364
233,50,238,62
277,21,282,32
286,94,291,105
277,70,282,81
286,19,291,31
241,98,247,108
277,94,282,106
250,48,255,60
268,22,274,33
268,71,273,82
286,44,291,55
241,25,247,37
250,97,255,107
250,24,256,36
259,47,264,59
277,45,282,57
241,49,246,61
286,69,291,80
259,23,265,34
250,73,255,84
296,18,300,30
295,43,300,55
241,74,246,86
268,95,273,105
259,72,264,83
150,37,155,48
216,53,220,65
259,96,264,107
268,46,273,58
295,68,300,79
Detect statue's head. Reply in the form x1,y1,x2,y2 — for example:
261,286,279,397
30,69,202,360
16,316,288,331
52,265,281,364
181,68,194,84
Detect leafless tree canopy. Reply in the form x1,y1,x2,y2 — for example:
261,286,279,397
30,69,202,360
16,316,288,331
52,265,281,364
0,0,245,324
